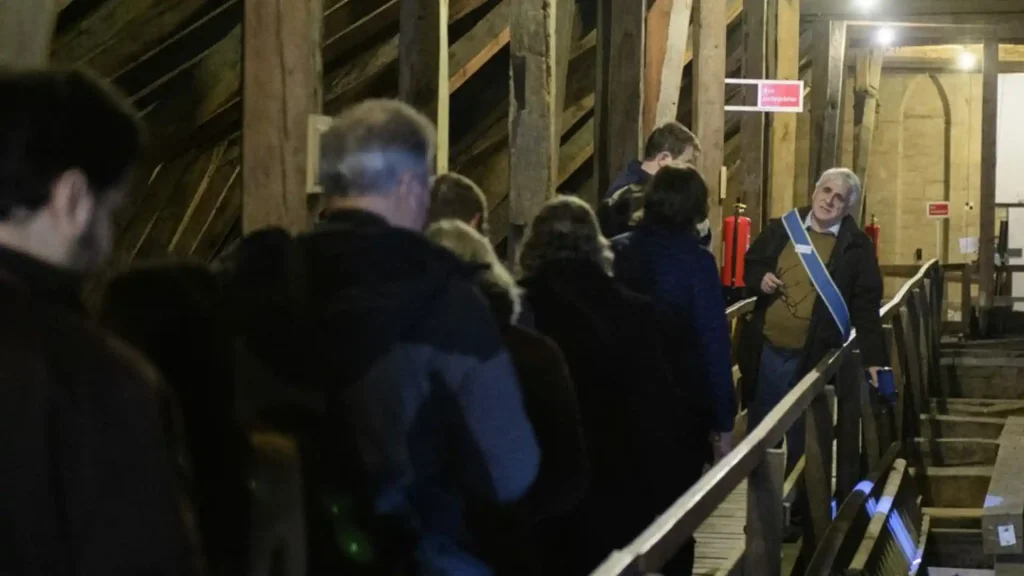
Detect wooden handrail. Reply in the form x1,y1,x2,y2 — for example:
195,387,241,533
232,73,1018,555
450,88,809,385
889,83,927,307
590,259,943,576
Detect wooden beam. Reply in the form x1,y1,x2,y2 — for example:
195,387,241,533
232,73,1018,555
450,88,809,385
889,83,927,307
847,22,1024,46
807,20,847,193
508,0,558,257
0,0,59,66
594,0,644,200
449,0,510,92
979,39,998,334
768,0,799,219
554,0,576,137
644,0,694,135
802,0,1024,20
853,47,883,223
242,0,323,233
742,0,767,234
400,0,450,172
982,417,1024,557
693,0,727,260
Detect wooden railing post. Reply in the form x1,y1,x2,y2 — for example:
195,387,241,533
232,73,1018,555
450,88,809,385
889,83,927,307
836,349,864,501
802,386,835,557
744,448,785,576
962,262,973,336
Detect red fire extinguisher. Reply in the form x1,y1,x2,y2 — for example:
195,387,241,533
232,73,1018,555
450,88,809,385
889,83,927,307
721,202,751,288
864,214,880,256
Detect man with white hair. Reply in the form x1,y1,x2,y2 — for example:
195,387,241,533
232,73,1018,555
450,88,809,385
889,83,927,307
739,168,886,479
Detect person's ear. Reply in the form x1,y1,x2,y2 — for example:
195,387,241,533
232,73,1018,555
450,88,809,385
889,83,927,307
470,213,482,231
48,169,95,241
657,151,674,166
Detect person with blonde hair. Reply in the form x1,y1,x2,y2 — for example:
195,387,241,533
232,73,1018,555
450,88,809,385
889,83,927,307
516,196,683,574
427,219,588,573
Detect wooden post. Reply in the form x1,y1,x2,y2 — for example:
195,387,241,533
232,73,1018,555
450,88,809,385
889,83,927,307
554,0,576,138
853,48,884,223
745,448,786,576
803,388,835,556
693,0,726,260
808,20,847,190
242,0,323,234
0,0,60,66
643,0,693,135
742,0,767,234
594,0,644,200
400,0,450,173
768,0,799,219
836,349,864,502
509,0,558,260
980,39,998,335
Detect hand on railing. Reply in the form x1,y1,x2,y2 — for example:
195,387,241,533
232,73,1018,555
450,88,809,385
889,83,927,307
711,431,733,464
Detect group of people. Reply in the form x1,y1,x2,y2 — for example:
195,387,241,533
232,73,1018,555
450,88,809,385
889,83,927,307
0,65,888,576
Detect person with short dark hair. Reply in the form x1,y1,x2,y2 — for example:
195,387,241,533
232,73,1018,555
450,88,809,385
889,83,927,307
604,122,701,200
599,122,707,241
610,165,736,575
428,172,490,234
0,67,201,576
310,99,540,575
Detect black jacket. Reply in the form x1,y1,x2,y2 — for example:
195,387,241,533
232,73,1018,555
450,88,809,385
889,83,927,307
738,209,887,400
0,247,202,576
521,258,694,575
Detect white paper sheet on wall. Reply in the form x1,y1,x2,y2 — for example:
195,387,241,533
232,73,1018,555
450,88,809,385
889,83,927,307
959,237,979,255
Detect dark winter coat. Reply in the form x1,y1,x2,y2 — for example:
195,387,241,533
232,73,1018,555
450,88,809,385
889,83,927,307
0,246,202,576
520,258,691,574
739,208,887,402
300,210,540,575
612,225,737,438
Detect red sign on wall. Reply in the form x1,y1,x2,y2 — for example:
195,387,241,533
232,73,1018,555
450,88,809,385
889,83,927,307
927,201,951,218
724,79,805,113
758,81,804,112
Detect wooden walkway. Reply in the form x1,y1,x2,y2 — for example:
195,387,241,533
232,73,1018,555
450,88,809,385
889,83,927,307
693,481,747,575
692,441,838,574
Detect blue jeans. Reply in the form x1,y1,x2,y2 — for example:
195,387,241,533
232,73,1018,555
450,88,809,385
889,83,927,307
747,343,805,476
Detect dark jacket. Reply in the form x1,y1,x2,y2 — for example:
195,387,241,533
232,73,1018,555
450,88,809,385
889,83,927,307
98,263,246,575
520,258,689,574
612,226,737,436
300,210,540,575
739,208,887,399
501,325,588,519
605,160,651,200
0,246,202,576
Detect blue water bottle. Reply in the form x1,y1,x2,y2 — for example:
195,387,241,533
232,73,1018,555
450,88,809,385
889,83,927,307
872,367,897,403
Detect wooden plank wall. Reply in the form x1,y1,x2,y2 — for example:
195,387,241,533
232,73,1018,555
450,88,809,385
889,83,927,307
594,0,644,199
242,0,323,233
693,0,727,260
508,0,558,257
400,0,450,172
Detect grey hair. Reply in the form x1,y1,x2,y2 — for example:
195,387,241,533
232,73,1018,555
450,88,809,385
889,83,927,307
816,167,861,215
425,219,523,324
319,99,436,197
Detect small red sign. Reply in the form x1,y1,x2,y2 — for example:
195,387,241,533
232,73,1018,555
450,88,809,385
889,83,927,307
927,201,951,218
758,81,804,111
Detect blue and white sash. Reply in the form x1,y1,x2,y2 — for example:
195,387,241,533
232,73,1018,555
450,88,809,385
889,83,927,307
781,209,851,341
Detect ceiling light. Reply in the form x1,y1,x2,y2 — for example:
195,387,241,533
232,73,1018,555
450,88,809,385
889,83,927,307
876,27,895,47
856,0,879,11
958,51,978,70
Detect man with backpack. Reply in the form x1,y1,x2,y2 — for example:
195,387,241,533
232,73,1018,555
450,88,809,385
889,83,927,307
599,122,710,245
297,99,539,574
